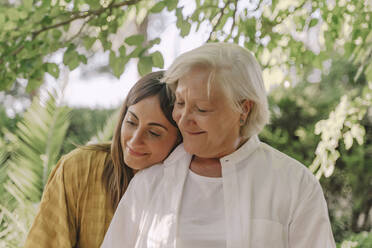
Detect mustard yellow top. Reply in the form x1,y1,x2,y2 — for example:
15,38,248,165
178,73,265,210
24,148,114,248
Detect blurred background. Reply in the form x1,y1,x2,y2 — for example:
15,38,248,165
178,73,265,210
0,0,371,247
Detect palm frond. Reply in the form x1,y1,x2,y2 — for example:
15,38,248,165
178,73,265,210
88,109,119,144
0,90,71,246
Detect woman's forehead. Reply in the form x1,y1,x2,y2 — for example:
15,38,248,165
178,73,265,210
176,71,226,101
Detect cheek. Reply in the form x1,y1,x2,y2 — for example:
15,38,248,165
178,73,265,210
120,127,126,147
120,127,130,146
172,108,180,123
150,140,174,161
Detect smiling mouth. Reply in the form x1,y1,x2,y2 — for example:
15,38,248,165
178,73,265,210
185,131,206,135
127,147,148,157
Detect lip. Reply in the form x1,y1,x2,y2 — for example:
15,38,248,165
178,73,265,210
127,147,148,157
185,131,206,136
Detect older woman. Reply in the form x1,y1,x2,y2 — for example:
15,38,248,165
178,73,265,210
24,71,181,248
102,43,336,247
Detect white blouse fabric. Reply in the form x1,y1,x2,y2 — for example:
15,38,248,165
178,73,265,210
176,170,226,248
101,136,336,248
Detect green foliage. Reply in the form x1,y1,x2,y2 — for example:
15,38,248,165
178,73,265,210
88,109,119,144
61,107,115,154
0,90,119,247
337,231,372,248
0,107,21,139
0,91,71,246
260,59,371,242
0,0,166,91
0,0,371,246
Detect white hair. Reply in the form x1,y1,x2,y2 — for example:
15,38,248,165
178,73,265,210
163,42,270,138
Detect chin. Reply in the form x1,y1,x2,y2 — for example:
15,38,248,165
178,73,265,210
184,143,204,157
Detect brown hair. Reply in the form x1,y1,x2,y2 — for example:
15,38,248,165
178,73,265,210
92,71,180,210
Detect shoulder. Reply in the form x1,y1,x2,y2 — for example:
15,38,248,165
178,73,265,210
254,142,321,196
260,142,315,177
59,147,109,171
131,163,164,190
130,144,190,189
50,147,110,186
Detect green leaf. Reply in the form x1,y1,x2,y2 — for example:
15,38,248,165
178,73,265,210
101,39,112,51
26,78,43,93
63,49,80,70
46,63,59,78
180,21,191,37
52,29,62,40
86,0,100,9
119,45,126,57
166,0,178,11
150,1,166,13
149,37,161,45
109,51,128,78
151,51,164,68
129,46,146,58
79,55,87,64
63,23,70,32
0,76,14,91
125,34,144,46
138,56,153,76
83,37,96,50
41,16,53,26
309,18,319,28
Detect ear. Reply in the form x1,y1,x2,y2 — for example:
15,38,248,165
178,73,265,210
240,100,253,124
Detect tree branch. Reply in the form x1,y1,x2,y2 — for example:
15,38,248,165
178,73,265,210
207,0,232,42
225,1,237,41
0,0,141,65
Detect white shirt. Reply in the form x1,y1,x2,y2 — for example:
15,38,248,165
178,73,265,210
177,170,225,248
102,135,336,248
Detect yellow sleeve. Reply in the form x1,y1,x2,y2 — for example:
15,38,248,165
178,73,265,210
24,154,78,248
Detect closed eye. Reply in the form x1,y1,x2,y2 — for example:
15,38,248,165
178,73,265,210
197,107,207,113
149,130,161,137
126,120,136,126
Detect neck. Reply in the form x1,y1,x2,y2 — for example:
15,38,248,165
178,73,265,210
190,156,222,177
189,136,249,178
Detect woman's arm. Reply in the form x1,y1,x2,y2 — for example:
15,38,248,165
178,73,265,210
24,155,78,248
288,179,336,248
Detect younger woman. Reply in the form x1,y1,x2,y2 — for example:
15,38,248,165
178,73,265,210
24,71,181,248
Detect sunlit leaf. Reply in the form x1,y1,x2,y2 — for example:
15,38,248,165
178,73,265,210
45,63,59,79
151,51,164,68
83,37,96,50
63,48,80,70
138,56,152,76
125,34,144,46
309,18,318,28
150,1,166,13
109,51,128,78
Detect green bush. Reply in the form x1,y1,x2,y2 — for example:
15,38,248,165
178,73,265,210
337,231,372,248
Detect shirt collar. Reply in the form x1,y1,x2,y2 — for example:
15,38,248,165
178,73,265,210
220,135,261,165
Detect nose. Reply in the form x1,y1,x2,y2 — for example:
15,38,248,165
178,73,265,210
128,129,144,147
174,104,194,128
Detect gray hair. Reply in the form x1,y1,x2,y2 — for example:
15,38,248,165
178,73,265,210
163,42,270,139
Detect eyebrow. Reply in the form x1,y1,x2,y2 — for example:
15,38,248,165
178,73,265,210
128,111,169,131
